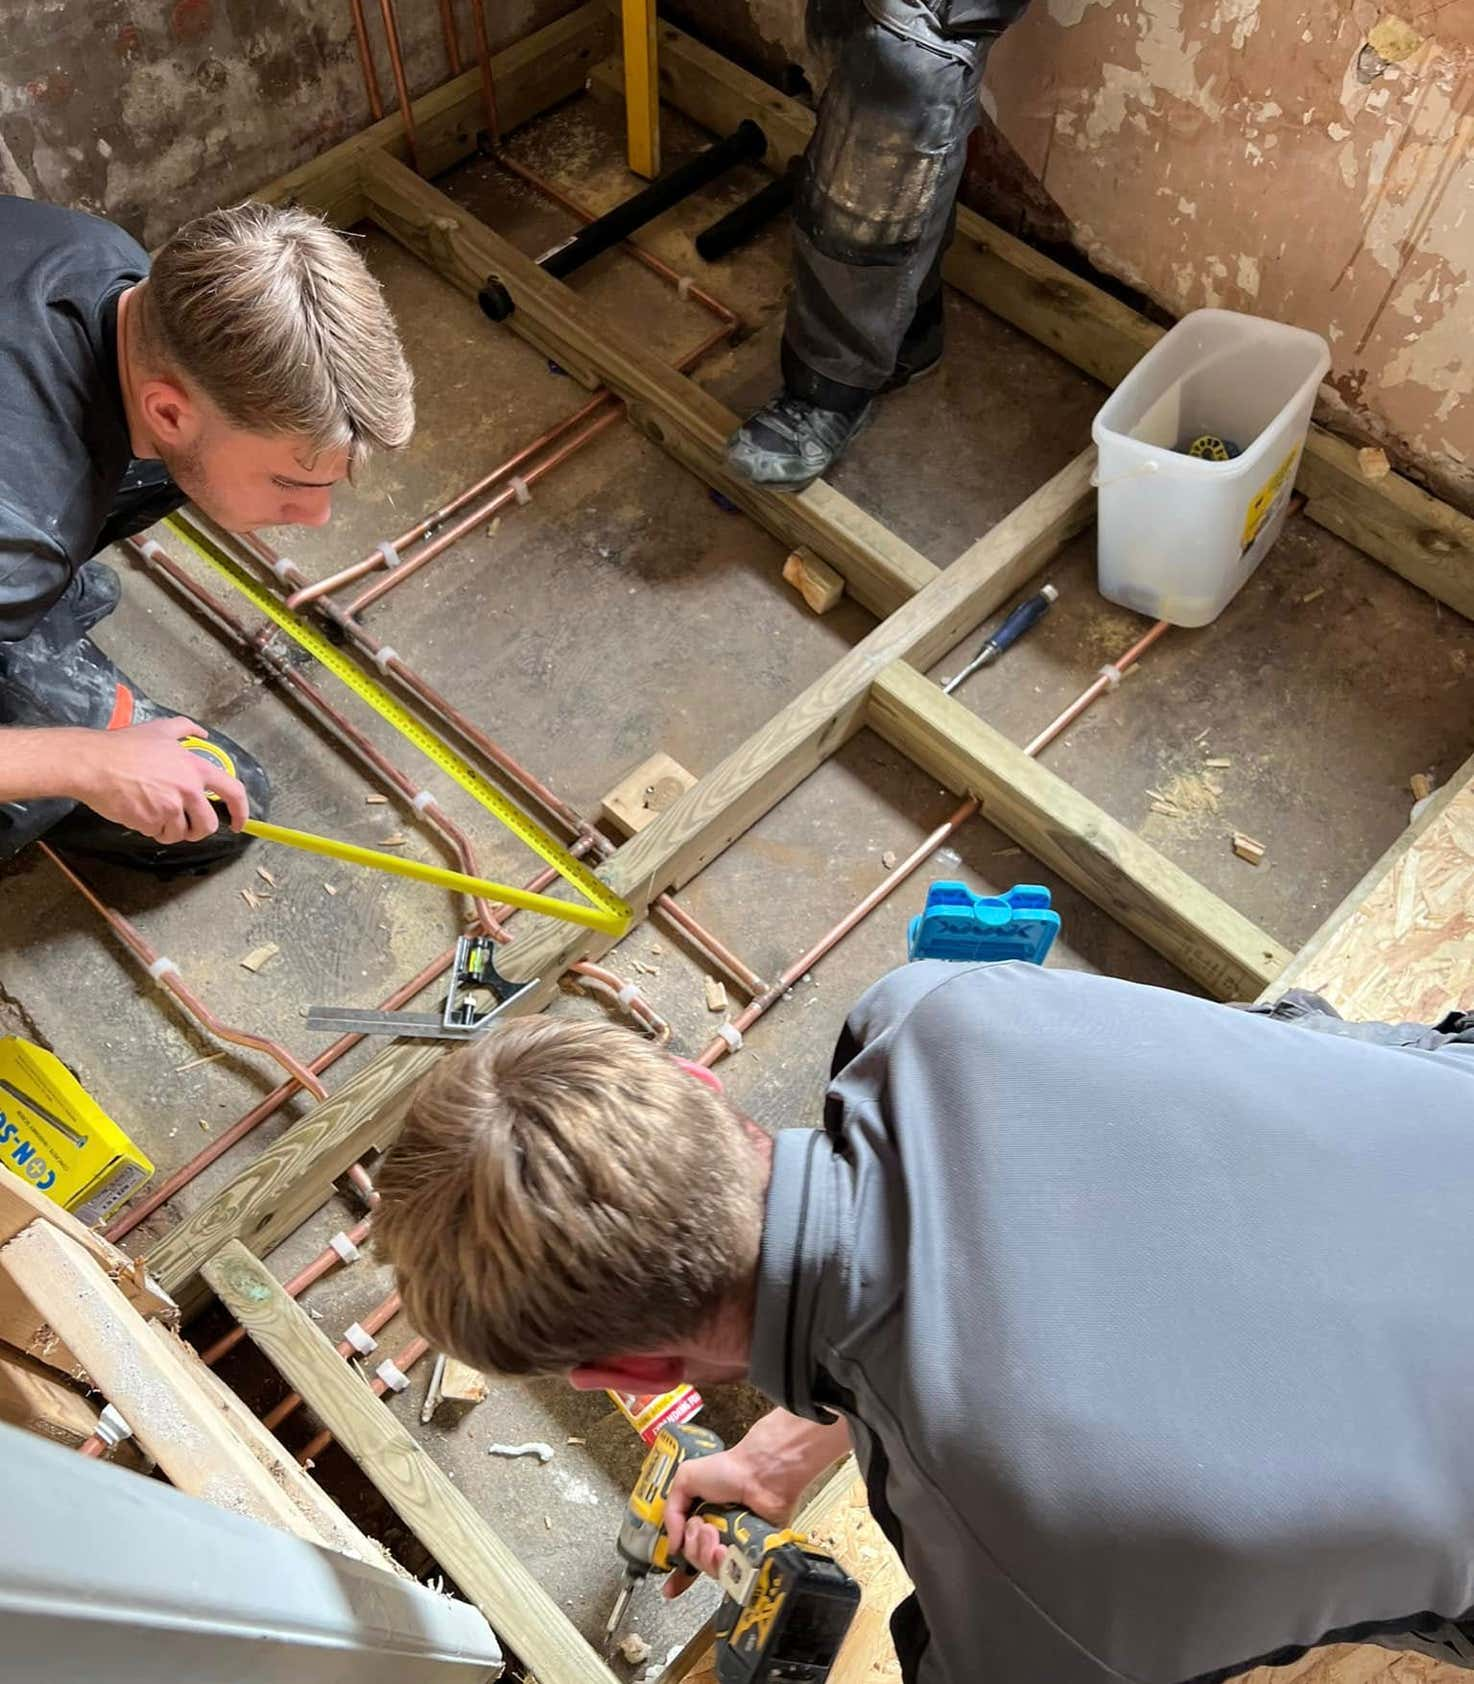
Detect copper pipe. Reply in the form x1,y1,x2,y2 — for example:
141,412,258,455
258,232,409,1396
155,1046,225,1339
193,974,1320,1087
129,535,568,937
653,895,766,998
696,800,979,1068
285,391,614,608
495,152,740,328
77,1434,107,1457
197,1212,377,1366
106,942,456,1244
467,0,500,145
346,405,624,614
693,619,1173,1067
1023,619,1170,757
376,0,420,173
40,845,329,1102
343,318,732,618
261,1290,403,1431
347,0,384,120
134,537,667,1040
345,1161,379,1207
299,1334,430,1464
437,0,461,75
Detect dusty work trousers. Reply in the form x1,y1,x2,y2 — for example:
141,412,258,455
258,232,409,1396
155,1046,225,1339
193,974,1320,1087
783,0,1031,410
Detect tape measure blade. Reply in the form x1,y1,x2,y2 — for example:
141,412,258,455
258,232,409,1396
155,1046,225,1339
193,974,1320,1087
161,517,630,934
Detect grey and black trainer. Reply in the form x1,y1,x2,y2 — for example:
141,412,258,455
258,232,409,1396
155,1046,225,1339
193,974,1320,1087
725,391,872,492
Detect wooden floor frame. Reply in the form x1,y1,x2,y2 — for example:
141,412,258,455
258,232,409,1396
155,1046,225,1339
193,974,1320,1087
120,9,1474,1679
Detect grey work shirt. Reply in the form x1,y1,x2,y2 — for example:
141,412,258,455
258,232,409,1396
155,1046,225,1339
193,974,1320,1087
748,961,1474,1684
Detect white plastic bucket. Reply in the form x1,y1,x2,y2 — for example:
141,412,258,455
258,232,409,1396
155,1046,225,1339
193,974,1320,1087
1091,309,1330,627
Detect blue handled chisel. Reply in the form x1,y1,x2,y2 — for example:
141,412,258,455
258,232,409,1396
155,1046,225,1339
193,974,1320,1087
942,584,1059,695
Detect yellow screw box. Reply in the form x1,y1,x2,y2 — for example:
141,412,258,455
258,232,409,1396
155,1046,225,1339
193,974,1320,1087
0,1037,153,1227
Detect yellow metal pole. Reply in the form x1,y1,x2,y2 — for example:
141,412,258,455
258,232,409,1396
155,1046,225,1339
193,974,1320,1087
622,0,660,178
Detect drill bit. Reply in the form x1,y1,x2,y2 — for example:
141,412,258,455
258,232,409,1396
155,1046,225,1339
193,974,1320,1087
603,1573,637,1655
943,584,1059,695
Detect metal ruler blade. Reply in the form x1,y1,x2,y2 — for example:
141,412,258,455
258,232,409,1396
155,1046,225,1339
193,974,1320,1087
159,517,631,939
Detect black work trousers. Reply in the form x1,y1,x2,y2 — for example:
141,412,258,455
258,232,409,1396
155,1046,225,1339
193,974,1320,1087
783,0,1031,410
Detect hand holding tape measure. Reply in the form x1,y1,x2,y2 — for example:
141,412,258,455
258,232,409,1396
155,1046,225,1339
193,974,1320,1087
163,517,631,938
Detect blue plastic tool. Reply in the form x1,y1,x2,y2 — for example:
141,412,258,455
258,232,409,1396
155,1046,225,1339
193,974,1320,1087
907,881,1060,966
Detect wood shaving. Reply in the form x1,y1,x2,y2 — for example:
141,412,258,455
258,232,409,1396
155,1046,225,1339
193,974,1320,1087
256,866,276,885
1300,587,1325,605
239,943,279,973
378,835,407,848
174,1052,226,1074
703,976,728,1013
1357,445,1392,479
240,887,262,910
365,793,389,804
324,883,338,895
1204,757,1232,769
631,958,659,976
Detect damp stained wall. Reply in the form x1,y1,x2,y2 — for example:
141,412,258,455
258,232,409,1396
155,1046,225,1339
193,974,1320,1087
695,0,1472,508
0,0,577,249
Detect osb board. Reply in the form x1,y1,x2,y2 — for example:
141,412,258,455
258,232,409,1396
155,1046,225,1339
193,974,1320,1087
1274,778,1474,1021
688,1475,908,1684
1240,1644,1460,1683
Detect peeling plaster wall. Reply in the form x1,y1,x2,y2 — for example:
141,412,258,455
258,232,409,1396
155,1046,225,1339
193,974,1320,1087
706,0,1471,504
0,0,577,248
985,1,1473,504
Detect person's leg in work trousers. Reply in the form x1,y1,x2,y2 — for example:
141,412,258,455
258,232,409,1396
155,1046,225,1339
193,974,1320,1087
0,559,270,871
727,0,1028,492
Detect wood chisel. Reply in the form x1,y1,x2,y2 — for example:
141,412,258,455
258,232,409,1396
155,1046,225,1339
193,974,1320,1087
942,583,1059,694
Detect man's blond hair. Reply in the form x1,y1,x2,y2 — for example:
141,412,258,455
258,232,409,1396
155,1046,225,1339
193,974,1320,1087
373,1018,767,1377
139,201,413,469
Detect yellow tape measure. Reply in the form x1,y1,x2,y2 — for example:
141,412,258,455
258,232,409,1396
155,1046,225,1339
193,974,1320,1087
162,517,631,938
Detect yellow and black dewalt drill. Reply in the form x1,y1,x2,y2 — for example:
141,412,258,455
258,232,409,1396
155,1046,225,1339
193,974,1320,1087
606,1422,860,1683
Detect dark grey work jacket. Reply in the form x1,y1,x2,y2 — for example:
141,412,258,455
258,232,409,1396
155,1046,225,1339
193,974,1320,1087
748,961,1474,1683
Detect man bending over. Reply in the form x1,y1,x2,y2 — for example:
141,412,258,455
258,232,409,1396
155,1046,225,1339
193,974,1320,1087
375,962,1474,1681
0,196,414,871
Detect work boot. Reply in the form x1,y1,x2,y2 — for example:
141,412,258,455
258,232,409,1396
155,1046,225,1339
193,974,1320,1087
725,391,872,492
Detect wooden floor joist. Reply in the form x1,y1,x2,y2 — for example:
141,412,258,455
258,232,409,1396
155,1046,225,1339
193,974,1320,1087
617,18,1474,622
263,1,614,229
141,452,1095,1310
356,149,940,618
0,1162,172,1377
145,1035,436,1314
2,1220,319,1543
204,1241,620,1684
867,662,1289,1000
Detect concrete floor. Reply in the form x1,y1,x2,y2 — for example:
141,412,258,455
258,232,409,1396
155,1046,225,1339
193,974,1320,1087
6,88,1474,1678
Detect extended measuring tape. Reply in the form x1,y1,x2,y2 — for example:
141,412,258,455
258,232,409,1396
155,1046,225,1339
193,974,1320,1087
157,516,631,939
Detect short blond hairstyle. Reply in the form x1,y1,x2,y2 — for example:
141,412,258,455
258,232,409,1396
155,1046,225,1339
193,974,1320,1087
140,201,414,470
373,1018,767,1377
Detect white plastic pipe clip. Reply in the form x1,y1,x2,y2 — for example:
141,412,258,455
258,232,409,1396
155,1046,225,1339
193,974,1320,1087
372,645,399,673
509,476,532,507
716,1022,743,1052
344,1322,378,1356
328,1231,361,1264
1097,662,1124,690
616,983,641,1009
146,956,179,982
411,789,436,814
137,538,166,564
676,275,694,301
95,1404,133,1448
269,555,299,582
376,1359,410,1393
376,540,401,570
